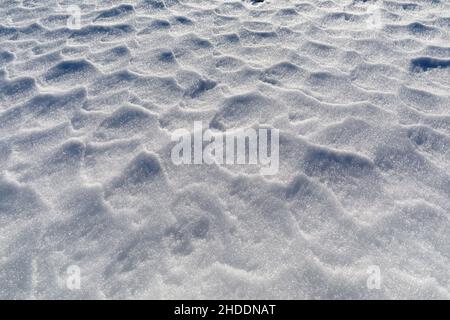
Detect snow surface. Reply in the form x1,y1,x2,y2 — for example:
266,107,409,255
0,0,449,299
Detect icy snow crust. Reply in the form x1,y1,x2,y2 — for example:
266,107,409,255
0,0,449,299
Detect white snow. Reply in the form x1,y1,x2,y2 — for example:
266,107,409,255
0,0,449,299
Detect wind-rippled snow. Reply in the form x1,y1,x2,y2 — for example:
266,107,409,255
0,0,449,299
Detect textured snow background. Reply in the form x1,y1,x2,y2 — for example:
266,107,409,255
0,0,449,299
